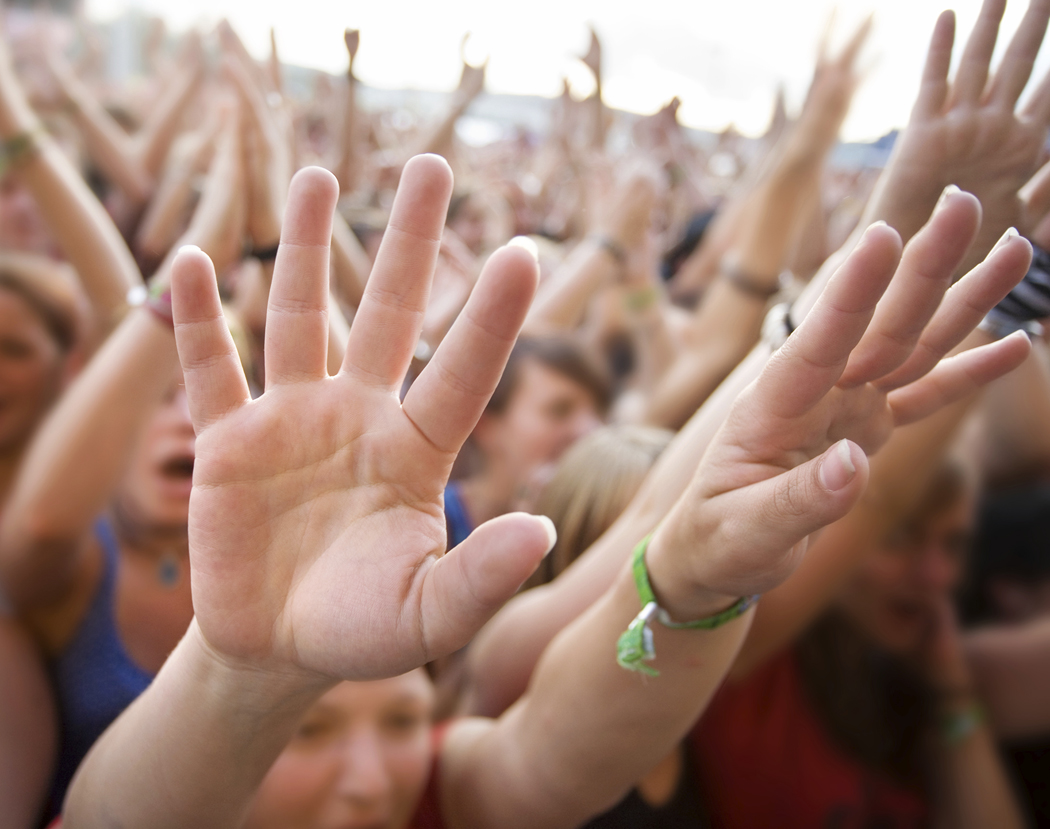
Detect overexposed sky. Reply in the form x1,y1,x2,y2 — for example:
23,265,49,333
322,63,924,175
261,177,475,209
83,0,1050,141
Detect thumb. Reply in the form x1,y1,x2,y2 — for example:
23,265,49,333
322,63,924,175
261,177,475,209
419,512,555,660
748,438,869,555
688,439,870,597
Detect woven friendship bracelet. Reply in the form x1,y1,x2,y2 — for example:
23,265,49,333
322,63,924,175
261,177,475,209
615,534,759,677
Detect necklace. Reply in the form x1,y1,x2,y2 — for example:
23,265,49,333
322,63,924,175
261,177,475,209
156,550,182,588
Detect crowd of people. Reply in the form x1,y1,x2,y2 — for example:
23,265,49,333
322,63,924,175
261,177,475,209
1,0,1050,826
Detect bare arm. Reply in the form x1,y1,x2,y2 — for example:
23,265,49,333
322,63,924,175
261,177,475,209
0,39,141,327
965,616,1050,740
0,115,245,606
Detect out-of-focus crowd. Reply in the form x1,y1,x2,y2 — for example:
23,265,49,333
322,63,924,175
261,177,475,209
2,2,1050,828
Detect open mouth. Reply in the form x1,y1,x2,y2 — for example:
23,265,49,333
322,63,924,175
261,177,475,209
160,455,195,480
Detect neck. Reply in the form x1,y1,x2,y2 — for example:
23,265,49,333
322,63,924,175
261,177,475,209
111,502,188,559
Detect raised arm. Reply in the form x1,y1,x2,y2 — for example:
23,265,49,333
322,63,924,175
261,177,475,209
41,48,153,207
0,35,141,327
63,164,1029,828
332,28,361,195
461,189,1029,717
639,20,869,429
0,113,245,606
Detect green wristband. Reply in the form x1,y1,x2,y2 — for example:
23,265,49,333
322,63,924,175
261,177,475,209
615,534,758,677
940,702,985,746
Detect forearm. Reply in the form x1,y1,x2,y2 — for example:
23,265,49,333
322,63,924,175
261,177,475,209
978,340,1050,483
135,157,201,268
643,170,822,428
134,66,200,179
66,82,152,205
446,565,751,829
463,345,770,716
64,620,327,829
416,98,470,160
931,705,1025,829
330,211,370,310
523,240,618,334
333,75,358,194
965,617,1050,740
0,310,177,602
0,108,142,323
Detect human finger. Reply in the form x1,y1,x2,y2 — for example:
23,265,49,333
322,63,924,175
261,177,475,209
987,0,1050,108
875,229,1031,390
1021,64,1050,125
671,440,870,597
754,223,902,420
171,246,251,430
1021,155,1050,228
838,188,980,387
402,242,539,455
837,14,874,69
947,0,1006,107
888,331,1031,424
912,11,956,118
419,512,555,660
341,154,452,388
264,167,339,386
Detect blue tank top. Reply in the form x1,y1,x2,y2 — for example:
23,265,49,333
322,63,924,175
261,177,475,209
46,517,154,818
444,482,474,550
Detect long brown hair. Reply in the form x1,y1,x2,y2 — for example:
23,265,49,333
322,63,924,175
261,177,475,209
525,424,672,589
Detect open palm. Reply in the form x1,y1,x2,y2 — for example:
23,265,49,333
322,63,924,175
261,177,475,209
872,0,1050,264
172,158,552,682
650,189,1032,611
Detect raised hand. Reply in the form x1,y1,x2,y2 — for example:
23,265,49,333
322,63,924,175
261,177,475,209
344,28,360,77
785,15,871,167
171,157,552,685
870,0,1050,267
648,189,1032,617
225,51,292,251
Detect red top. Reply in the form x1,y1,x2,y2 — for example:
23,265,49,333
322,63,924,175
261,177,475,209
409,721,451,829
690,649,928,829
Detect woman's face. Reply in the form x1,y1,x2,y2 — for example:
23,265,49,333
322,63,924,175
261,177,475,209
246,672,435,829
476,357,602,486
0,288,67,452
115,369,196,529
0,175,52,255
838,494,974,655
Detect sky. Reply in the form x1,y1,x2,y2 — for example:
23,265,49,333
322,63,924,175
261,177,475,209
82,0,1050,141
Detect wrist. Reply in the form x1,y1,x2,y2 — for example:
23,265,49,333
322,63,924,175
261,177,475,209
644,527,751,622
184,619,333,718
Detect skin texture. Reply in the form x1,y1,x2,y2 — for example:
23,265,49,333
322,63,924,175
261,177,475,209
0,289,65,452
245,673,435,829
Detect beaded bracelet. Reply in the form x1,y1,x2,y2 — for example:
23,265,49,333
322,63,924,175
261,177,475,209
616,534,759,676
939,701,985,746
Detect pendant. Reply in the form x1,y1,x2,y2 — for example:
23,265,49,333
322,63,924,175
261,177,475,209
157,551,182,588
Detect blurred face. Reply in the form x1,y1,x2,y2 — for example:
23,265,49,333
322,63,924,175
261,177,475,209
114,369,195,528
837,494,974,655
448,197,487,255
0,288,66,451
0,175,52,255
478,358,602,483
246,672,435,829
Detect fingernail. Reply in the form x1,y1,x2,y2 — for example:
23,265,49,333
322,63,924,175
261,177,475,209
864,220,888,236
819,439,856,492
508,236,539,262
178,244,202,255
992,226,1019,252
936,184,961,209
537,515,557,556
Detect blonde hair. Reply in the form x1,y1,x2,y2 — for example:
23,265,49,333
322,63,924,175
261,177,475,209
527,425,673,588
